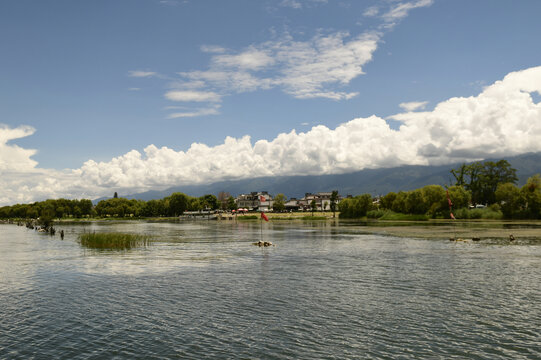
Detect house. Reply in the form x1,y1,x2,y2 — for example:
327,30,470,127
235,191,273,211
298,192,341,211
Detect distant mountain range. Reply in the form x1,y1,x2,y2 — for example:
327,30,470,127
97,152,541,202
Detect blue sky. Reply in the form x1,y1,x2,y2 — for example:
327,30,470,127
1,0,541,204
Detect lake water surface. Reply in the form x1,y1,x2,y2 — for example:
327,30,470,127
1,221,540,359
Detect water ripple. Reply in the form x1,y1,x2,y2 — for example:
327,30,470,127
1,222,540,359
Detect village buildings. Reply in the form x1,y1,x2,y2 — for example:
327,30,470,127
233,191,343,211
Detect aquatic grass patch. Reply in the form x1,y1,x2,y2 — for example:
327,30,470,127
237,215,259,220
367,209,389,219
379,211,429,221
301,216,327,220
454,207,503,220
78,232,151,250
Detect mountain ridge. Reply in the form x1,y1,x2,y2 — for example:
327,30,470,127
97,152,541,202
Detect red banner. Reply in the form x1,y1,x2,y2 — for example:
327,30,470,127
261,212,269,222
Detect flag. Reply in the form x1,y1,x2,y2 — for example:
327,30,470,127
450,212,456,220
446,190,453,208
260,195,266,202
261,212,269,222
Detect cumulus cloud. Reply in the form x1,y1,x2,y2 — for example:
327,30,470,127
399,101,428,111
3,66,541,205
0,125,38,172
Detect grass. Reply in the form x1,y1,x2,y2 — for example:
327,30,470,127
301,216,327,220
78,232,151,250
454,207,503,220
378,211,429,221
236,215,259,220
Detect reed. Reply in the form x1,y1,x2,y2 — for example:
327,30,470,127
301,216,327,220
78,232,150,250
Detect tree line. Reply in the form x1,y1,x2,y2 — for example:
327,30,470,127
339,160,541,220
0,192,232,220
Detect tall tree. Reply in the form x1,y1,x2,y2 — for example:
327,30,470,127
168,192,188,216
330,190,339,218
451,160,517,205
310,199,317,216
273,193,286,212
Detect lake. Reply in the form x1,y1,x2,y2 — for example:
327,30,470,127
1,220,540,359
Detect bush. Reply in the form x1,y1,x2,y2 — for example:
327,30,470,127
453,207,503,220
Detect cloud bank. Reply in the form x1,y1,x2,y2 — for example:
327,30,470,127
2,66,541,204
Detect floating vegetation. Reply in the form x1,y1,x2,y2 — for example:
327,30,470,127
301,216,327,220
237,215,259,220
78,232,151,250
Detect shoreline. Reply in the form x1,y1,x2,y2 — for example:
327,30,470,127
3,216,541,241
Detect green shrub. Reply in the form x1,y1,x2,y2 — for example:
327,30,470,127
453,207,503,220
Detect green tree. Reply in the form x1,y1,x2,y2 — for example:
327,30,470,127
38,208,55,229
273,193,286,212
199,194,219,210
495,183,523,218
451,160,517,205
168,192,189,216
391,191,408,213
330,190,339,218
405,189,425,214
227,196,237,211
78,199,93,217
338,194,372,218
421,185,446,216
520,175,541,219
480,160,518,204
310,199,317,216
380,192,397,210
446,186,471,210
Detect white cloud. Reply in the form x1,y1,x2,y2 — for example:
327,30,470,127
280,0,302,9
128,70,157,78
363,6,379,17
399,101,428,112
382,0,433,27
167,106,221,119
174,31,379,101
164,90,222,102
212,48,276,70
4,66,541,205
0,125,38,172
200,45,227,54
